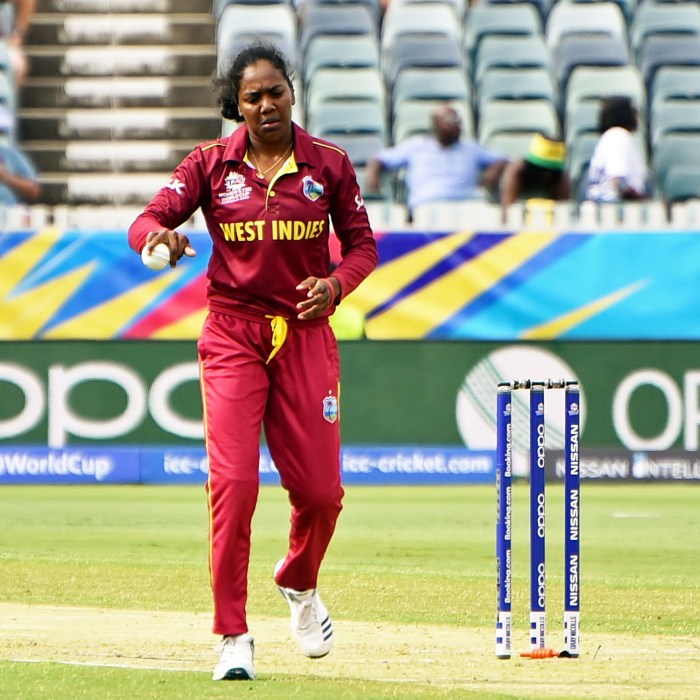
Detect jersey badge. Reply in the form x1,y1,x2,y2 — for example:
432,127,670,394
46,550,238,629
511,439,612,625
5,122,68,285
219,170,252,204
322,393,338,424
302,175,324,202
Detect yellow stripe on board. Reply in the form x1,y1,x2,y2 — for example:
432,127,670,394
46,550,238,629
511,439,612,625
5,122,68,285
366,232,558,339
521,280,649,339
347,231,474,315
43,270,183,339
0,265,95,339
0,228,62,298
150,308,208,339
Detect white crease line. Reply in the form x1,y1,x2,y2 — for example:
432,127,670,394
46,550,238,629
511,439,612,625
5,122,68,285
7,658,208,673
602,649,699,655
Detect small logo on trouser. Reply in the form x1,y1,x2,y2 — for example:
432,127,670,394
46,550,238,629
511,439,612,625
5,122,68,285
323,394,338,423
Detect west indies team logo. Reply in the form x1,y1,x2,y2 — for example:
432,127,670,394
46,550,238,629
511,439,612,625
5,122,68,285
322,392,338,423
302,175,324,201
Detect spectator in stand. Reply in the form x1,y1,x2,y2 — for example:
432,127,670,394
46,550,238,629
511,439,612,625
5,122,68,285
0,0,36,87
499,133,570,211
585,96,649,203
364,104,509,221
0,104,40,205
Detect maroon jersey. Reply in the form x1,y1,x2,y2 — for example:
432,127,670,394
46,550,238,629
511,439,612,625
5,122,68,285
128,123,377,318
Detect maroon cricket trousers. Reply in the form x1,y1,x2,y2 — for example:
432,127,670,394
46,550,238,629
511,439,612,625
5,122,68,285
198,310,344,635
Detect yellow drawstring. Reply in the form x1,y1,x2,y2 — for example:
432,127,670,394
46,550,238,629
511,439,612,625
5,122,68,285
265,315,288,364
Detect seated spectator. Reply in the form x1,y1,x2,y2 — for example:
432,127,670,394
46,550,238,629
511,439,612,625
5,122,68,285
0,105,41,205
499,133,570,210
585,96,648,203
0,0,36,87
364,104,509,221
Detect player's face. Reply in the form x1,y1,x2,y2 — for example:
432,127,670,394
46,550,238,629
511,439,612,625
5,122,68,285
237,59,295,146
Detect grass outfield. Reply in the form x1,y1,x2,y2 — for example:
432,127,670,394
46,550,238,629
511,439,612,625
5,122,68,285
0,483,698,699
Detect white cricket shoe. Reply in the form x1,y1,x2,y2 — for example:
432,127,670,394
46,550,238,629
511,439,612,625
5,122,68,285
212,634,255,681
275,560,334,658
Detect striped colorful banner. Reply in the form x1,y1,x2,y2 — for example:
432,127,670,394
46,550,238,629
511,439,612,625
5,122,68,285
1,227,699,339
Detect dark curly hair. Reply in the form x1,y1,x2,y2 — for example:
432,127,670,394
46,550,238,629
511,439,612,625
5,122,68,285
213,42,295,123
598,96,638,134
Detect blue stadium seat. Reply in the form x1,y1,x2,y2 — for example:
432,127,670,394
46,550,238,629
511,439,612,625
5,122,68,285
306,98,387,139
303,34,380,84
478,98,560,143
554,34,630,97
478,68,558,114
381,2,460,53
217,4,298,68
639,35,700,92
650,99,700,146
299,4,376,55
630,1,700,61
653,133,700,196
546,1,627,52
661,163,700,203
473,34,550,87
391,67,471,115
306,67,386,113
463,3,542,61
383,34,465,87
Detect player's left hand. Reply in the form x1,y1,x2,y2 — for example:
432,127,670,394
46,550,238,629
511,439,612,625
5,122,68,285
296,276,340,320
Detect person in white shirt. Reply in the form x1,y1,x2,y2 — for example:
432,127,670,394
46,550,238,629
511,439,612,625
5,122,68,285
585,96,648,203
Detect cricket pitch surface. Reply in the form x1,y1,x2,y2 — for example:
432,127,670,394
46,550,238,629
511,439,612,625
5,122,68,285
1,603,698,699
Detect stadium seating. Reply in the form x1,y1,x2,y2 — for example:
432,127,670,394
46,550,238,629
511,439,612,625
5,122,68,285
478,67,558,114
38,0,700,218
638,35,700,92
478,98,559,143
660,164,700,204
214,0,290,22
383,34,465,86
553,33,630,97
391,67,471,115
463,3,542,61
381,2,461,53
565,0,636,25
306,67,386,114
565,100,601,144
566,131,599,193
483,131,538,160
298,4,376,55
545,1,627,52
217,4,298,68
651,67,700,112
303,34,380,84
329,132,387,165
650,100,700,146
310,0,384,25
653,133,700,196
306,98,387,140
630,1,700,61
485,0,551,24
473,34,550,87
565,65,646,124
